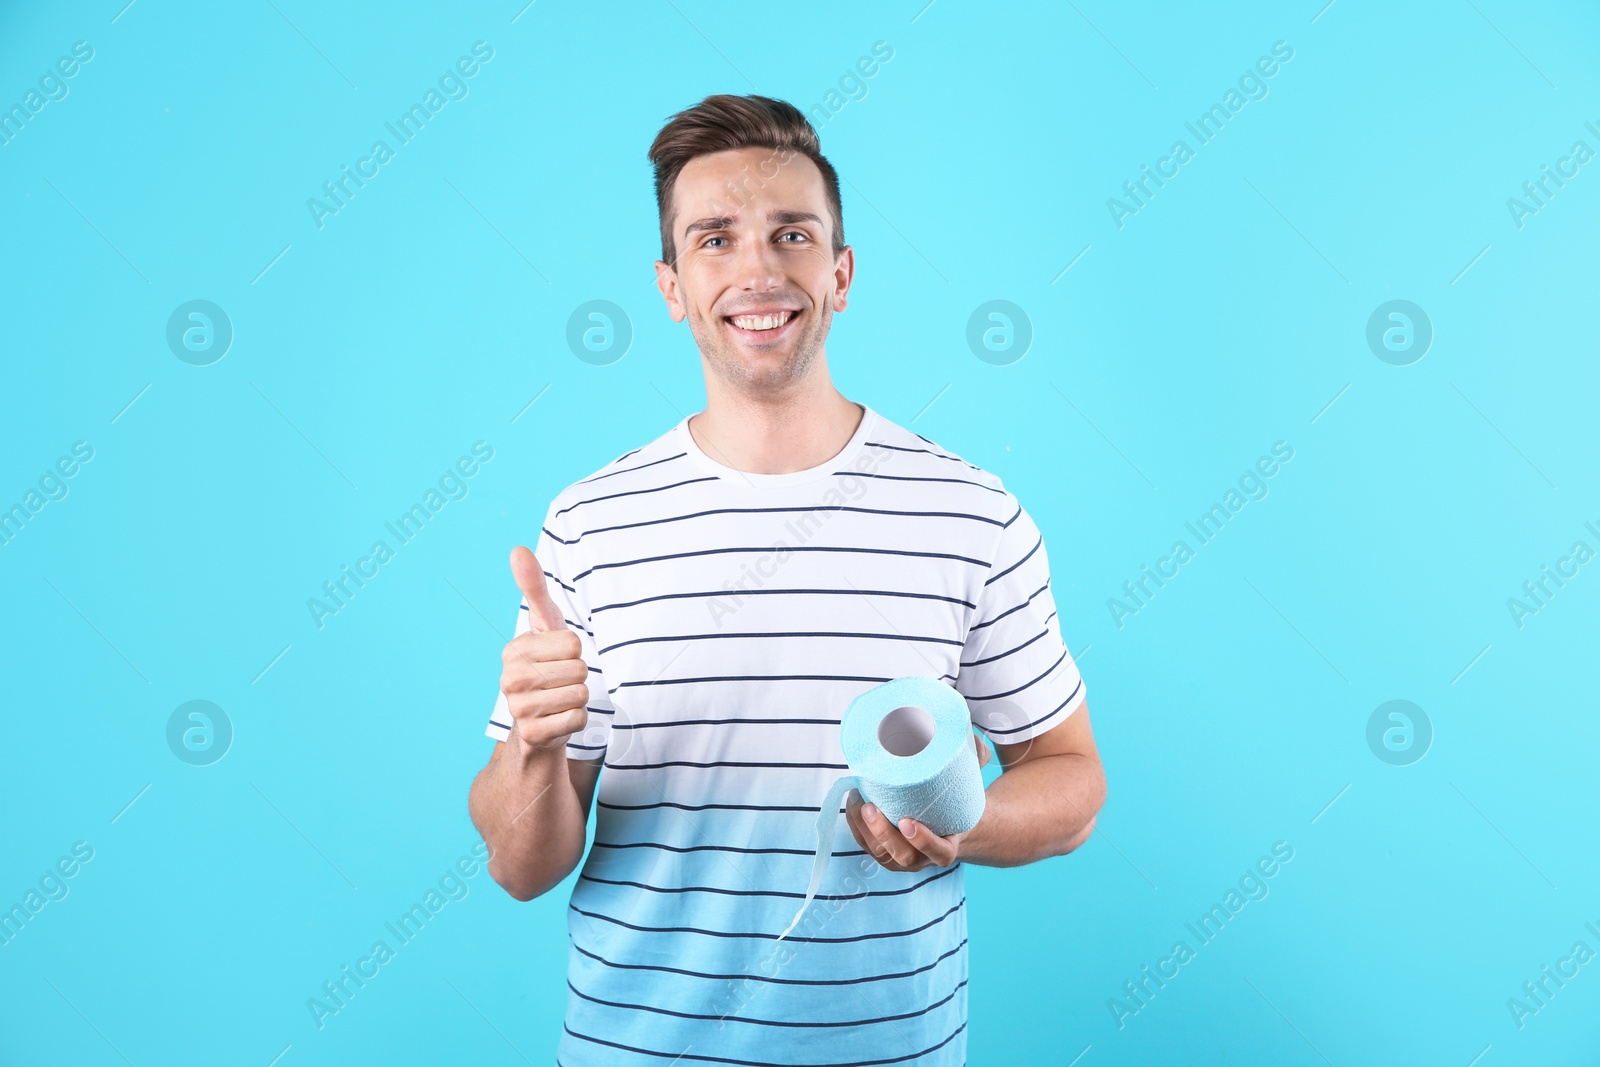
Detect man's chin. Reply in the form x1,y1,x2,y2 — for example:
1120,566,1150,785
702,342,811,387
688,311,825,383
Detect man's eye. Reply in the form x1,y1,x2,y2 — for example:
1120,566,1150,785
778,231,808,243
703,236,728,248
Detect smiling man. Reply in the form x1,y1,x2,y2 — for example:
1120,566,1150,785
467,94,1106,1066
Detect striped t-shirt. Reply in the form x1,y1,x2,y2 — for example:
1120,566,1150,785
484,403,1087,1067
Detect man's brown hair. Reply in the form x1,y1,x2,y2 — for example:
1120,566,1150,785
647,94,845,267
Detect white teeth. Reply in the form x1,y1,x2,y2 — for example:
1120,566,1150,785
730,312,793,331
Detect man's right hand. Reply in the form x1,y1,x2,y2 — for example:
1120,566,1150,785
501,545,589,755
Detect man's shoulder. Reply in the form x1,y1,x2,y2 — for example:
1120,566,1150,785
546,419,688,517
862,408,1017,515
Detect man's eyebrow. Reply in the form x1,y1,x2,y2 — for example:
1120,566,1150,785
681,209,824,237
769,210,823,227
683,215,735,236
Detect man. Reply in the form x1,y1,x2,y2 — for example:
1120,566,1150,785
468,94,1106,1066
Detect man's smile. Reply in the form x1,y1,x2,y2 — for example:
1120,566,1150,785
722,306,802,344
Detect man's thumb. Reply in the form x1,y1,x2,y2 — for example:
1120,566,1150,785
509,545,567,632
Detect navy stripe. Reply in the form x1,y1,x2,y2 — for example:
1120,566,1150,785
910,432,981,464
566,976,967,1028
969,581,1049,632
615,673,892,691
569,897,964,942
563,1020,966,1065
576,543,985,585
598,629,964,655
598,799,824,813
963,649,1069,701
553,476,721,518
606,672,957,698
571,938,968,987
833,471,1006,495
591,841,865,857
960,626,1049,668
575,451,687,485
579,863,958,899
608,675,889,694
605,674,953,698
980,678,1084,736
612,717,839,731
591,586,976,617
984,536,1041,586
600,758,849,773
551,505,1003,547
867,439,982,471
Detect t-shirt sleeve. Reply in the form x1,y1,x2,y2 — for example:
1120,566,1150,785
956,495,1087,745
484,501,615,761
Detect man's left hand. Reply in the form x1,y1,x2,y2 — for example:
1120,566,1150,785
843,733,992,872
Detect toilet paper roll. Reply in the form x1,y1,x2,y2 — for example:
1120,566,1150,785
776,676,986,942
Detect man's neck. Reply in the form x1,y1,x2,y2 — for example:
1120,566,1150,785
687,388,864,476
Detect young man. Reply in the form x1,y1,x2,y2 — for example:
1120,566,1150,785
468,94,1106,1066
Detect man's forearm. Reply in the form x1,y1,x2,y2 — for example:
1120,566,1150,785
469,744,587,900
957,753,1106,868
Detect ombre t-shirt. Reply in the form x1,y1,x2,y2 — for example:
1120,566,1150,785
485,405,1087,1066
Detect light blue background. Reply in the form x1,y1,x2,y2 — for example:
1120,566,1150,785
3,1,1597,1064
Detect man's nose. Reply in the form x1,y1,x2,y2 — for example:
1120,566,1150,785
731,236,784,291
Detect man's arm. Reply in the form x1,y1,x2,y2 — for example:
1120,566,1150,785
847,494,1107,872
956,700,1105,866
845,700,1106,871
468,745,601,900
467,545,605,901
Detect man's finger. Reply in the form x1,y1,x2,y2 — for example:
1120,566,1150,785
898,818,957,867
849,797,890,864
510,545,567,632
846,792,896,866
862,802,919,868
856,818,902,870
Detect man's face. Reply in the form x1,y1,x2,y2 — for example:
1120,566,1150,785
655,146,853,395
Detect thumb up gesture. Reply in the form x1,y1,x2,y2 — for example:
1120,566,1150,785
500,546,590,755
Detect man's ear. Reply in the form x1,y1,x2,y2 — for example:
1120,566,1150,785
654,259,687,323
831,245,855,314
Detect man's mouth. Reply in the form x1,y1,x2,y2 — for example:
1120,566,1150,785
724,309,799,339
